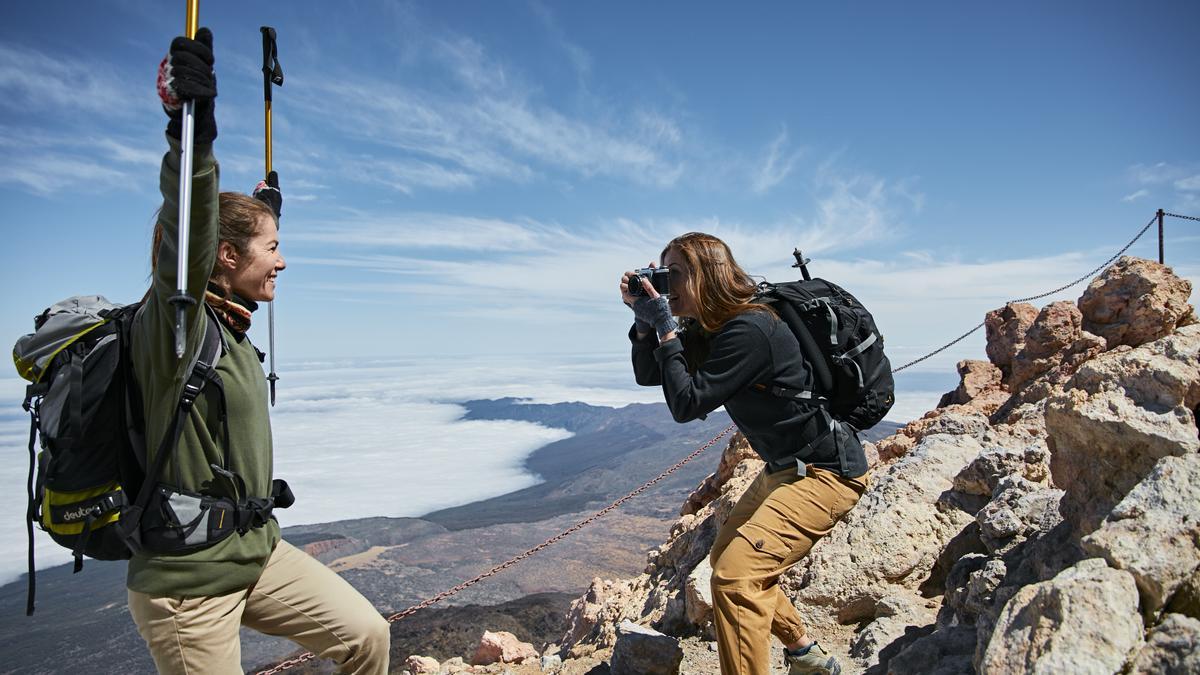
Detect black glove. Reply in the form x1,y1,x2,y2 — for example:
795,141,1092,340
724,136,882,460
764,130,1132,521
631,296,679,340
157,27,217,144
253,171,282,219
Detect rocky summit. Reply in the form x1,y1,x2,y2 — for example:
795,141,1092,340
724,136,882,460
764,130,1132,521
401,256,1198,674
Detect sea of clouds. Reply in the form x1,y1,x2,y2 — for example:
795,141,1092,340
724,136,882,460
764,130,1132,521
0,353,950,586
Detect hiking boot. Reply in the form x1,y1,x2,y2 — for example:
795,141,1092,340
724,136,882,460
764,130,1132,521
784,642,842,675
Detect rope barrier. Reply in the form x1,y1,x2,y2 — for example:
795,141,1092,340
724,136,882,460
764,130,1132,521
1165,211,1200,223
256,211,1179,673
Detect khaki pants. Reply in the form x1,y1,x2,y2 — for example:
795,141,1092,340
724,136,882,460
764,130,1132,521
709,466,867,675
128,539,390,674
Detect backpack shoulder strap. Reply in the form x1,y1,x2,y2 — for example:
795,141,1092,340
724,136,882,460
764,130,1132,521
761,284,834,393
119,308,226,552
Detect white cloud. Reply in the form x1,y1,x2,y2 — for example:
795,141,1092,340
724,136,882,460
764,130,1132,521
1121,188,1149,202
0,342,961,583
0,153,135,196
1130,162,1189,185
0,43,143,118
289,214,562,251
95,138,161,167
1125,162,1200,213
635,110,683,146
280,160,922,321
0,121,160,196
0,358,656,584
529,1,593,83
1175,175,1200,192
752,127,803,194
283,22,686,193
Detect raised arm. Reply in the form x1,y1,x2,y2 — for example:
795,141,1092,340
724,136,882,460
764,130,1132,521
142,28,221,373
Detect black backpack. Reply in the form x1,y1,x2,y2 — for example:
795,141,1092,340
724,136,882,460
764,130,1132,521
15,298,148,584
14,295,291,615
754,250,895,431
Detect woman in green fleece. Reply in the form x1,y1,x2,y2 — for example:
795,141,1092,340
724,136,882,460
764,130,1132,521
126,28,389,674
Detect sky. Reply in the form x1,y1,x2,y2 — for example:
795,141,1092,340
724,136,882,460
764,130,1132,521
1,1,1197,372
1,0,1197,584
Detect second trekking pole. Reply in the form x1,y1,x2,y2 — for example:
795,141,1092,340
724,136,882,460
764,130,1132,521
261,26,284,405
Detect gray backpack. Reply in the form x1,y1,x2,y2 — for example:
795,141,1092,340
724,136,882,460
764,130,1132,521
14,296,221,614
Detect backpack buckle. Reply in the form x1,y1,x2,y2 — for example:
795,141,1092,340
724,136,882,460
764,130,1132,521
179,381,203,409
96,492,126,515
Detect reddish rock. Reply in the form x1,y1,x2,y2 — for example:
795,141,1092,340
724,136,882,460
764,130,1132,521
1023,302,1083,359
471,630,539,665
875,432,915,464
1010,302,1085,389
681,433,758,516
1078,256,1195,349
985,303,1039,371
939,359,1004,408
403,655,439,674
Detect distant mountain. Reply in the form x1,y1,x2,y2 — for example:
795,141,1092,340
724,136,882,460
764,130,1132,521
423,399,733,530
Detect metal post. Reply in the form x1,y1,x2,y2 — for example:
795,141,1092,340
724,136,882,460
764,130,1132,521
1157,208,1165,264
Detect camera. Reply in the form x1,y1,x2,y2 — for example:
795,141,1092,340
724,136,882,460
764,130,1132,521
628,267,670,297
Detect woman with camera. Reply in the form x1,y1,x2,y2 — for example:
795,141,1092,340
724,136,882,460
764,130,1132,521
620,232,868,675
127,28,389,673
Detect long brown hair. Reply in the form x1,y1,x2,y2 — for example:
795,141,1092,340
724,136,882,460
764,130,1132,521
662,232,772,370
150,192,276,283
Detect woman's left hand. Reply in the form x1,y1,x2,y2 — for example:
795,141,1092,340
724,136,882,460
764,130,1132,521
253,170,283,219
631,288,678,343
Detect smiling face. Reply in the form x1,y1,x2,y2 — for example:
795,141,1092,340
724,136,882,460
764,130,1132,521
223,214,285,302
662,246,698,318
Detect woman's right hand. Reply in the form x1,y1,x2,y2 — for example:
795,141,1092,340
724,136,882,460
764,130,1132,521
621,263,655,338
621,262,678,341
157,27,217,144
620,261,656,307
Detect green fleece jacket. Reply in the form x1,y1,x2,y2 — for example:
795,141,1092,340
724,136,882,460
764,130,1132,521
127,135,280,596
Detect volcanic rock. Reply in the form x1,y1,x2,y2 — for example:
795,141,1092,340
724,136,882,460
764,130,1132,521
1079,256,1195,349
985,302,1038,372
609,621,682,675
403,655,439,674
1082,453,1200,620
1128,613,1200,674
979,558,1142,674
470,630,538,666
1047,325,1200,535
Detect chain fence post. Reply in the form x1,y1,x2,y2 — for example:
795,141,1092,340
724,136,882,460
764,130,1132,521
1157,208,1165,264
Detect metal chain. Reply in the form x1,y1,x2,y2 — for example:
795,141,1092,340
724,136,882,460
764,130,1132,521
1008,215,1156,303
891,320,986,373
891,215,1156,374
1165,211,1200,222
253,423,738,675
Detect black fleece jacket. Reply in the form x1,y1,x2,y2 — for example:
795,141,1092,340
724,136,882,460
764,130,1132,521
631,309,867,477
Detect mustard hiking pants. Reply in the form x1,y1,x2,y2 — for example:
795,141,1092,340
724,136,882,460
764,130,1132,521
128,539,390,674
709,465,867,675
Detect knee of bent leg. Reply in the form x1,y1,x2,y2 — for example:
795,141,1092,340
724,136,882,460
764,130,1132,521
710,544,748,595
363,613,390,654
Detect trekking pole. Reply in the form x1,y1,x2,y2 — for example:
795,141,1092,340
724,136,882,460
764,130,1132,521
792,248,812,281
169,0,202,358
261,26,284,405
